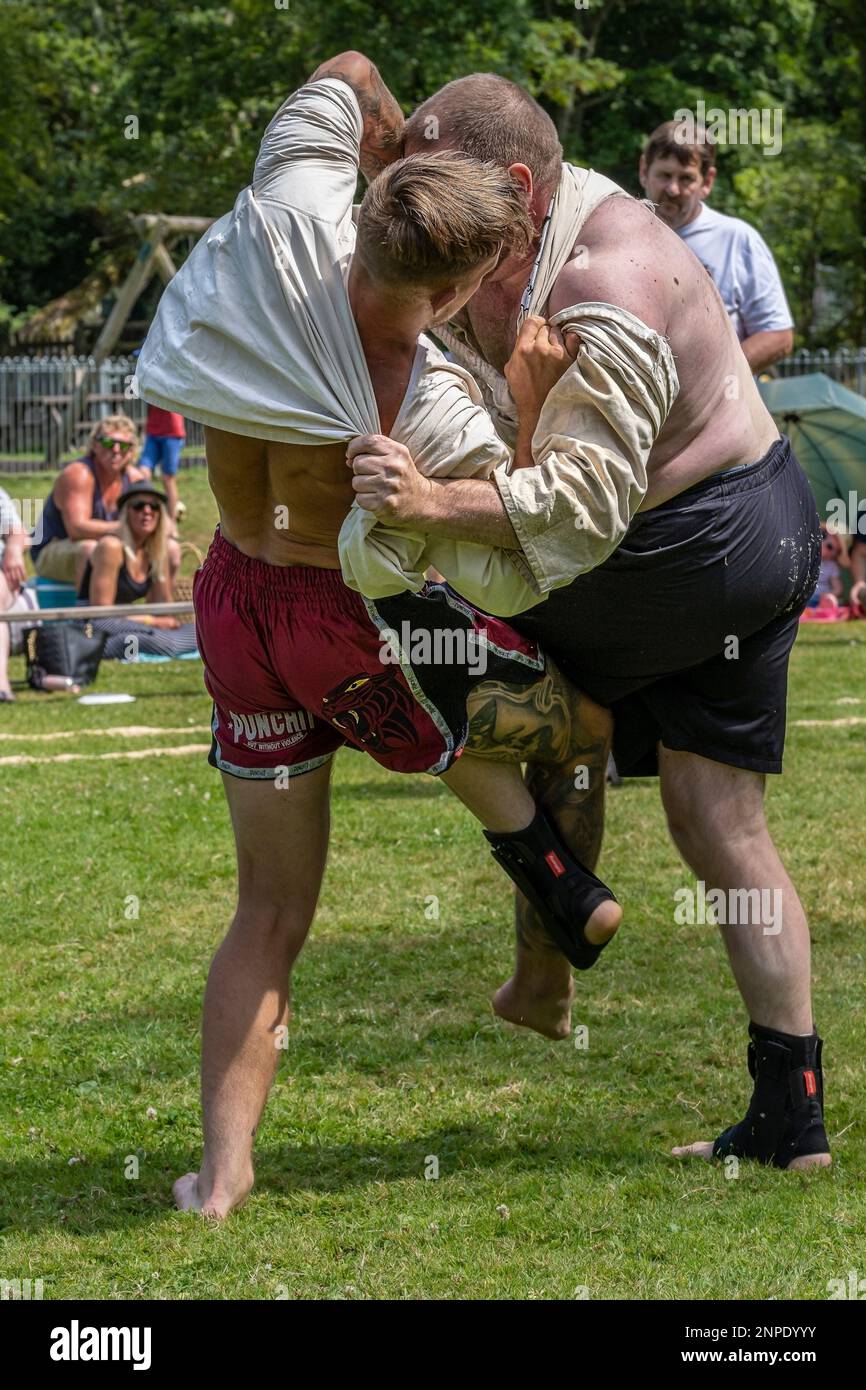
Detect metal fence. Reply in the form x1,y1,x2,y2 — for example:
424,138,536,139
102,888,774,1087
775,347,866,395
0,355,205,473
2,347,866,473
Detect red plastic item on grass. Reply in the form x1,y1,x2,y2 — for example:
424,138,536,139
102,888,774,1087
799,605,851,623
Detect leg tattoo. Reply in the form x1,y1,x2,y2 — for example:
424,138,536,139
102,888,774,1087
467,661,613,957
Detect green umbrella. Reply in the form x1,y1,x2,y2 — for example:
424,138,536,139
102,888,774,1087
758,372,866,525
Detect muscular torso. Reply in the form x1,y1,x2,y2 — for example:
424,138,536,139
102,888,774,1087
461,194,779,509
205,430,353,567
205,340,415,565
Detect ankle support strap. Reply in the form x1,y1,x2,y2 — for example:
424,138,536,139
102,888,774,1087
483,806,617,970
713,1023,828,1168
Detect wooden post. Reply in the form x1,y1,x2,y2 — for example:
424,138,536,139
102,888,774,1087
92,221,168,363
153,243,178,285
133,214,214,235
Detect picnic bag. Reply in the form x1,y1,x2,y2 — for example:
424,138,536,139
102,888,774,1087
25,621,107,690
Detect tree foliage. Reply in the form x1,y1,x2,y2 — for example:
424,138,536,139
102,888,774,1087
0,0,862,344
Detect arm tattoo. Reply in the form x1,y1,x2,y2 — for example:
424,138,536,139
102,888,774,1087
312,61,403,180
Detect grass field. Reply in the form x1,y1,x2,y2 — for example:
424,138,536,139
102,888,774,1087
1,467,864,1300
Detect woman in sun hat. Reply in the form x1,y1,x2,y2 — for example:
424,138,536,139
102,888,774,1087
79,483,197,658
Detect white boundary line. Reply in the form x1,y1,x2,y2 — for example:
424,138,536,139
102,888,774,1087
791,717,866,728
0,725,210,743
0,744,209,766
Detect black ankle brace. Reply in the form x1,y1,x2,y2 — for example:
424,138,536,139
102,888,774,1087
483,806,617,970
712,1022,829,1168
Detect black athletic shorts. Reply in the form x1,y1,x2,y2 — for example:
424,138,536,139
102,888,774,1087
508,436,820,776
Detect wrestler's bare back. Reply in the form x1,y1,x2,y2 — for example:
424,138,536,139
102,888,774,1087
462,194,778,510
204,345,415,565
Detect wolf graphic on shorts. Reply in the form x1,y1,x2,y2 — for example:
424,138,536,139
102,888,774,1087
322,671,421,752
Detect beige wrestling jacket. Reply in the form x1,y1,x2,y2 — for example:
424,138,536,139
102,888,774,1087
430,163,681,598
347,164,679,610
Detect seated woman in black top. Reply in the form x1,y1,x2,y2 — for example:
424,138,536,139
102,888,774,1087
78,482,178,610
79,483,196,658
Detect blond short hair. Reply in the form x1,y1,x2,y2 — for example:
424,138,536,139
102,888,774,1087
356,150,535,290
88,414,140,453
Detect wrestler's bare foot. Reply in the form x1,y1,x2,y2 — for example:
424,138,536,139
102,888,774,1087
492,899,621,1040
173,1167,254,1219
671,1140,832,1171
492,971,575,1040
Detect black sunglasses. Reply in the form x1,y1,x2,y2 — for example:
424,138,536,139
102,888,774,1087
128,499,161,513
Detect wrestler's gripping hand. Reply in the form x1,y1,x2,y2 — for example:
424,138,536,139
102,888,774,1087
505,315,580,418
506,315,581,469
347,435,434,526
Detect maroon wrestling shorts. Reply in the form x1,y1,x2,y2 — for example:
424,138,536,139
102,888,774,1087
193,530,544,780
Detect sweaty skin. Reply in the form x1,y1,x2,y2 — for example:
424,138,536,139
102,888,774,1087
205,432,353,568
383,134,780,541
457,194,779,510
550,196,778,507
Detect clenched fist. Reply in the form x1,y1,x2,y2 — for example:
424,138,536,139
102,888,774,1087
504,315,580,419
347,434,434,525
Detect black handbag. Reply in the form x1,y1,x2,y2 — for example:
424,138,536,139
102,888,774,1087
25,621,107,690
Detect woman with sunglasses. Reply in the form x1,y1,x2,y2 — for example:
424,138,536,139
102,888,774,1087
30,415,151,587
79,483,197,658
78,483,174,611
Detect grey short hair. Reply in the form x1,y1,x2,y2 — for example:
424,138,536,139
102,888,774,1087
405,75,563,196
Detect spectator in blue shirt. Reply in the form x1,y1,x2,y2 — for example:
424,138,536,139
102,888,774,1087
639,120,794,373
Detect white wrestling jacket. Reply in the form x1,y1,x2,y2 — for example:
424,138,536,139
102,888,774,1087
133,79,536,612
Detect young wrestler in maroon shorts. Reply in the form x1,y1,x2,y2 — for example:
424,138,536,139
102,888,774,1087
134,52,622,1215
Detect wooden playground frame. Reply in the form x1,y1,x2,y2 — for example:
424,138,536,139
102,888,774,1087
51,214,214,465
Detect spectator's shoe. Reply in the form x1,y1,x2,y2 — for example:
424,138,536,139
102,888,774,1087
0,689,15,703
175,500,187,522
